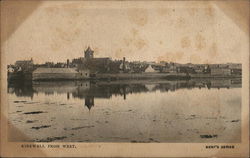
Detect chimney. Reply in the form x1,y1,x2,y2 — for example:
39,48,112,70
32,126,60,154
67,59,69,68
123,57,125,72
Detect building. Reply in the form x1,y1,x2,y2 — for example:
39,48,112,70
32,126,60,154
119,57,131,72
228,63,241,69
81,57,111,73
228,63,242,75
72,57,84,66
15,59,33,67
7,65,15,73
145,65,157,73
231,69,242,75
193,65,205,74
32,68,78,80
162,63,177,73
210,68,231,76
177,66,195,74
15,58,34,72
77,69,90,79
84,46,94,59
74,47,112,73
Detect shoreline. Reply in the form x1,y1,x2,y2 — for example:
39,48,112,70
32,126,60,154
8,72,242,82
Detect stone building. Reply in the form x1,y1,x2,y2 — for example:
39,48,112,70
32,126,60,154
84,46,94,59
32,68,78,80
73,47,111,74
15,58,34,72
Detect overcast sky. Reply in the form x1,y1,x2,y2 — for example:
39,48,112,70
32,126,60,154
2,1,248,64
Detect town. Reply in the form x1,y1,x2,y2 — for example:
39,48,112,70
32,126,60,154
7,47,242,81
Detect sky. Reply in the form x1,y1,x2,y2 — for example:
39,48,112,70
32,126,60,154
2,1,249,65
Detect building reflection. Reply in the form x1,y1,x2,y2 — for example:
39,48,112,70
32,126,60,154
8,78,242,110
85,96,94,110
8,81,36,99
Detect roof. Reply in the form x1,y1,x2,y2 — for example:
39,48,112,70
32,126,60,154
85,46,94,53
15,60,33,64
33,68,77,74
89,58,111,62
145,65,156,72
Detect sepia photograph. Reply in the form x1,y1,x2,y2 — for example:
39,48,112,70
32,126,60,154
1,0,249,157
7,48,242,143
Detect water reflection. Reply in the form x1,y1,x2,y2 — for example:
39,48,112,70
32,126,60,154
8,79,241,110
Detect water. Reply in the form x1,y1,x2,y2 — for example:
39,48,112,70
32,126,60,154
8,79,241,142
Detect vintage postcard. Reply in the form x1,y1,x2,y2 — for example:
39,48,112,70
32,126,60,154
0,0,249,157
